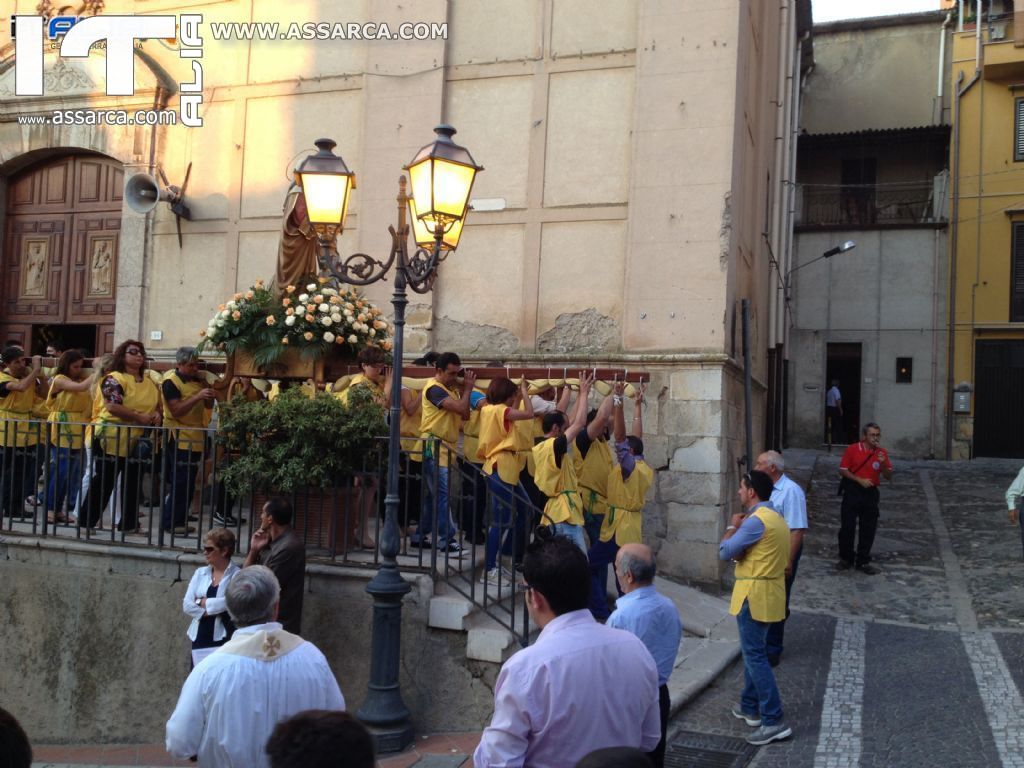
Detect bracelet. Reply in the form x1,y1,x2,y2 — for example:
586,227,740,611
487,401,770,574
612,395,623,406
726,525,736,532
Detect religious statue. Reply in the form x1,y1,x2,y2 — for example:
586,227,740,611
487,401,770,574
89,240,113,296
23,241,46,297
270,184,337,294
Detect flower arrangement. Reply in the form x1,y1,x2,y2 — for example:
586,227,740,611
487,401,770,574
197,276,391,368
197,280,276,356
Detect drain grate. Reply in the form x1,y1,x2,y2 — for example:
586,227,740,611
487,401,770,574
664,730,756,768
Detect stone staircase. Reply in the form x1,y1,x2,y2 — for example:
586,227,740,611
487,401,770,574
426,561,741,714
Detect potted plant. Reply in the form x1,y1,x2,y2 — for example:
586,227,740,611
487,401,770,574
216,386,387,551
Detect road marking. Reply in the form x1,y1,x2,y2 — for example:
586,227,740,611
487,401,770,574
961,632,1024,768
813,617,865,768
919,469,978,631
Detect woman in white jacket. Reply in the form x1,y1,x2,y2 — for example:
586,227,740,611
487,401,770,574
182,527,239,666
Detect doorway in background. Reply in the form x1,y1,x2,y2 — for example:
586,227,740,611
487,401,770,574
825,342,862,445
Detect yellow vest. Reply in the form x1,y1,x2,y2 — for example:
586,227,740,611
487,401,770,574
461,392,486,467
729,506,790,622
477,404,533,484
47,375,93,450
419,380,461,467
600,459,654,545
94,371,161,457
335,373,383,407
0,371,40,448
524,415,545,476
162,370,209,452
576,437,613,519
531,437,584,526
400,386,423,460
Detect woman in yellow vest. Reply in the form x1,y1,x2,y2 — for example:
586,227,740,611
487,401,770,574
589,383,655,619
476,377,534,585
43,350,97,524
0,346,45,521
80,339,162,533
530,372,593,553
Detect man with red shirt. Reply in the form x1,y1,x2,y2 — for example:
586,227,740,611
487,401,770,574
836,422,893,575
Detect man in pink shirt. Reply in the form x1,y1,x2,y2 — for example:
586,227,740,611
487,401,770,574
474,531,660,768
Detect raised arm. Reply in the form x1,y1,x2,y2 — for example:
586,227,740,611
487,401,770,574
555,382,572,413
586,388,615,440
507,379,535,421
612,381,627,443
5,357,41,392
562,372,593,443
631,384,645,440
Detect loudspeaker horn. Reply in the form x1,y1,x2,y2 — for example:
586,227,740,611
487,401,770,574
125,173,172,214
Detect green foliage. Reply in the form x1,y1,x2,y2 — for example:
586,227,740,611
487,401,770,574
216,386,386,495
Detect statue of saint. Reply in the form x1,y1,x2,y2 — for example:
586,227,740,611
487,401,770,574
270,184,337,293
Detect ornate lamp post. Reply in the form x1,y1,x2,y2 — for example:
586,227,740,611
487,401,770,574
295,124,482,752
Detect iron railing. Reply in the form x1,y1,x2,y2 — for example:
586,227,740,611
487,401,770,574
0,418,539,646
797,182,944,227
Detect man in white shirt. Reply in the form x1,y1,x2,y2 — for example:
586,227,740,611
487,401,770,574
1006,464,1024,558
825,380,844,444
755,451,808,667
166,566,345,767
474,531,661,768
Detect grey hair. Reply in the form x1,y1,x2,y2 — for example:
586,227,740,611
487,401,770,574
175,346,197,364
226,565,280,627
762,450,785,472
618,549,656,585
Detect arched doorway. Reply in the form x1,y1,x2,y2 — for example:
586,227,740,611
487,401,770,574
2,154,122,355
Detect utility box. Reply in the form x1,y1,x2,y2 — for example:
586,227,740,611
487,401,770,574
953,391,971,413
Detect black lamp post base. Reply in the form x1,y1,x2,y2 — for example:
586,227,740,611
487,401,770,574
364,721,416,755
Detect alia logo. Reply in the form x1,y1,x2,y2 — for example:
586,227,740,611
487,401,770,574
13,14,204,127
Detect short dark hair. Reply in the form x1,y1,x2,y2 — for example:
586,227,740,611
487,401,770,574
0,707,32,768
412,351,438,367
486,377,517,405
264,497,293,526
357,346,385,366
523,534,590,616
742,470,774,502
542,411,566,434
626,436,644,456
435,351,461,371
266,710,374,768
862,422,880,435
1,346,24,365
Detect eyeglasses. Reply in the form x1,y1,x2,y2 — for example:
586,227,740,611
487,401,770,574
517,581,533,592
125,348,143,356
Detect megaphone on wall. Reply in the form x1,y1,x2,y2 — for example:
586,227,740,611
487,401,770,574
124,173,172,214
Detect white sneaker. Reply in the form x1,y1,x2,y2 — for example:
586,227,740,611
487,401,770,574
481,566,514,586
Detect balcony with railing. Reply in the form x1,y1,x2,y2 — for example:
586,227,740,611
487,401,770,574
795,179,949,229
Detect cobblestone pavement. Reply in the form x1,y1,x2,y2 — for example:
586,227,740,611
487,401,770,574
671,453,1024,768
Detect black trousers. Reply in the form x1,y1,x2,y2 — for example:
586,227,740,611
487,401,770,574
647,682,670,768
826,406,844,443
838,485,880,566
81,444,145,531
0,444,40,519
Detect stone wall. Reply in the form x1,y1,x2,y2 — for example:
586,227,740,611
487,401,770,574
0,537,497,744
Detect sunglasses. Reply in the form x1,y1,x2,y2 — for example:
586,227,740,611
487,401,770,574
125,348,143,356
203,546,216,553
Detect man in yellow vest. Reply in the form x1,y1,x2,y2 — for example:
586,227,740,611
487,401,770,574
0,347,44,521
719,469,792,746
161,347,217,535
411,352,475,555
530,372,593,552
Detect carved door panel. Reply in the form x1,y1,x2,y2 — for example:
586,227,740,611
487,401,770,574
68,211,119,321
3,214,73,322
96,324,115,354
6,157,75,215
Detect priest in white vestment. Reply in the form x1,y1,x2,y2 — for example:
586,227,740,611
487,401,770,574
166,565,345,767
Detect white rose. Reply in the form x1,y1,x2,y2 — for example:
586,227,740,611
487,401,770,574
331,313,342,324
369,328,376,337
321,317,332,326
220,309,230,318
216,319,226,327
322,288,338,296
348,334,358,344
323,332,335,343
306,283,317,292
298,305,308,314
318,303,329,313
298,293,309,303
344,309,353,318
227,299,237,308
285,316,296,327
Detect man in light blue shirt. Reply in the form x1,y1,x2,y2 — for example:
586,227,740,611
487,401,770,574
755,451,808,667
608,543,683,768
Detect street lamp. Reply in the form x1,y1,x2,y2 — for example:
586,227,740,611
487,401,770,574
784,240,856,300
295,124,481,753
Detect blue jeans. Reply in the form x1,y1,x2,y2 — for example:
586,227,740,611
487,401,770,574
552,522,587,553
414,457,455,545
485,473,529,569
766,543,802,659
588,536,621,620
736,600,783,725
162,445,202,530
44,446,81,512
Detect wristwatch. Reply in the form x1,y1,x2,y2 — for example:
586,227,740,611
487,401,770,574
195,597,203,606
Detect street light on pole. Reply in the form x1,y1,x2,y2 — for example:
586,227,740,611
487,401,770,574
294,124,482,752
784,240,856,300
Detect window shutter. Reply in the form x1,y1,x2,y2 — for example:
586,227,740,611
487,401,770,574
1012,222,1024,321
1016,99,1024,161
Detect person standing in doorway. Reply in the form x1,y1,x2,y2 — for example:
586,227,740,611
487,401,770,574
825,380,844,444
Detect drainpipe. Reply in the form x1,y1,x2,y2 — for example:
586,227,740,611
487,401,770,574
959,0,965,32
769,0,791,351
937,12,953,124
947,57,982,458
976,0,983,69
